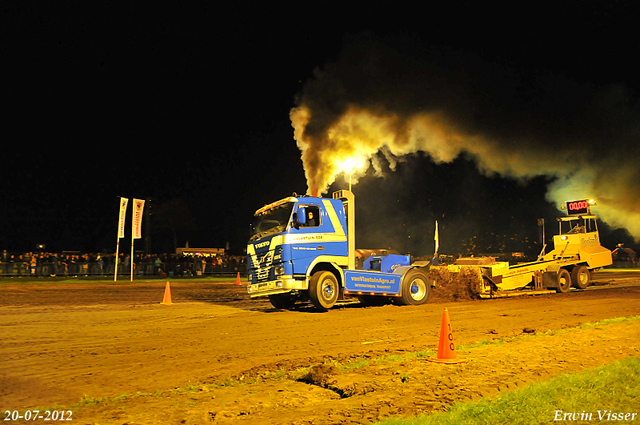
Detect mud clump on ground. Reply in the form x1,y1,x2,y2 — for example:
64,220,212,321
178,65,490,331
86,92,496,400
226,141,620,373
429,266,483,301
298,364,338,388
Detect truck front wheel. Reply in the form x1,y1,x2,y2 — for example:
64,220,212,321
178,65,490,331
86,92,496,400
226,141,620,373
398,269,431,306
309,271,339,311
571,265,590,290
556,269,572,293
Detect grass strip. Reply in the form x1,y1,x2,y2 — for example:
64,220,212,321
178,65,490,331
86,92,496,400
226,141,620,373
335,315,640,373
457,315,640,351
375,356,640,425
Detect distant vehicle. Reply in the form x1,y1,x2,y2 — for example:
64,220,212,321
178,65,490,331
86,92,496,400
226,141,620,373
612,244,637,267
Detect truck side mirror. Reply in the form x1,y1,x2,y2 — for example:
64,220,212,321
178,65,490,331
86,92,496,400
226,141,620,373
293,209,306,229
292,212,300,229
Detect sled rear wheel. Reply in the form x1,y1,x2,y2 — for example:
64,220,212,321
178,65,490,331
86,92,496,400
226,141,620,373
571,265,590,290
556,269,572,293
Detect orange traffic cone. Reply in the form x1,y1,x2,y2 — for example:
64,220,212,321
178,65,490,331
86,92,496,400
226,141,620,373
161,281,172,305
236,272,242,286
428,308,466,364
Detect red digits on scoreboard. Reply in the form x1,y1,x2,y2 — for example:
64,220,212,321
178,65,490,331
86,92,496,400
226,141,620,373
569,201,587,211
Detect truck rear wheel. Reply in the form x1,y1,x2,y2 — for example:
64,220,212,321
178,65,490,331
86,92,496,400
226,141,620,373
309,271,339,311
398,269,431,306
571,265,590,290
556,269,571,293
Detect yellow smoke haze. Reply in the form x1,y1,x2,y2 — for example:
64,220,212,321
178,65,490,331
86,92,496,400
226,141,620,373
291,106,473,194
549,166,640,238
292,105,578,194
290,34,640,240
291,103,640,240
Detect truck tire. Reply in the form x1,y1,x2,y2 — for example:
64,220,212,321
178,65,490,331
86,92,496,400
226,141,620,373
571,265,590,290
556,269,571,293
309,271,339,311
397,268,431,306
268,294,296,309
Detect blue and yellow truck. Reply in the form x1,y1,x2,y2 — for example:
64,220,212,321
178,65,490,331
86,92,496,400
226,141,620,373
246,190,433,310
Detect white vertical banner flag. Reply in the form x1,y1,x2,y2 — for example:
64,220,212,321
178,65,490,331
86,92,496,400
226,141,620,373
434,220,439,255
118,197,129,239
132,199,145,239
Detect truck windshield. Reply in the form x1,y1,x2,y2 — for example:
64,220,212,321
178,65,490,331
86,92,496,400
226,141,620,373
560,217,597,234
250,202,294,241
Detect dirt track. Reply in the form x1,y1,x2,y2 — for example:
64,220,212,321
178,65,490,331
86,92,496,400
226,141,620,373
1,271,640,424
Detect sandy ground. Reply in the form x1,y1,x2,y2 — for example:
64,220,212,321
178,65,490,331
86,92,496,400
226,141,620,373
1,270,639,424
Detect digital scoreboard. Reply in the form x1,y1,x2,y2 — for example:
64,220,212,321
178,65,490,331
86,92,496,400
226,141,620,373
566,199,591,215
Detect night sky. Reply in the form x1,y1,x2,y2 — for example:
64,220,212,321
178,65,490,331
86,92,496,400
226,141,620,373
2,2,638,257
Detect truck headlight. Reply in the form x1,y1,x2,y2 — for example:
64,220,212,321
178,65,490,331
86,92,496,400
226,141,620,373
275,266,285,276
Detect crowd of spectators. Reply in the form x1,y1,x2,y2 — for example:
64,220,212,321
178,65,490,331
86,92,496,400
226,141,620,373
0,250,246,278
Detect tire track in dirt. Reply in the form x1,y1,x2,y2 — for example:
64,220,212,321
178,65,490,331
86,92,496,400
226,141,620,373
65,319,640,424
